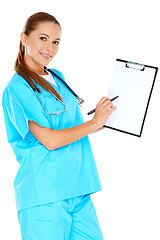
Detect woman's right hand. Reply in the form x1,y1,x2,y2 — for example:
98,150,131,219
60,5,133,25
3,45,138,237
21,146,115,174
91,97,117,130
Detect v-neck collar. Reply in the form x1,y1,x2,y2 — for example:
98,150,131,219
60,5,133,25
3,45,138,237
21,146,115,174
41,72,61,92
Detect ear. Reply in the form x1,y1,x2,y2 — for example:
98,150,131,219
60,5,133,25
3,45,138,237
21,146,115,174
20,32,27,46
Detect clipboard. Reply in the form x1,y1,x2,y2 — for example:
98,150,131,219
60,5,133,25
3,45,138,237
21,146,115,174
104,59,158,137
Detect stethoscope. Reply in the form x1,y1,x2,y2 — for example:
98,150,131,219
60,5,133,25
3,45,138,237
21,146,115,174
25,67,85,116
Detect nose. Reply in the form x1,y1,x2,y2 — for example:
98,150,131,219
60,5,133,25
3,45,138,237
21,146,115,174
46,42,53,52
46,41,57,53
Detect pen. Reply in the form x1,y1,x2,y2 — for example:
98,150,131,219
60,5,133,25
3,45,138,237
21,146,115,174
87,96,119,115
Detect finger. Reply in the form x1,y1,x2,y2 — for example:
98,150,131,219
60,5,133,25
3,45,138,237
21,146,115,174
98,99,111,109
108,106,117,113
102,101,113,109
97,97,109,106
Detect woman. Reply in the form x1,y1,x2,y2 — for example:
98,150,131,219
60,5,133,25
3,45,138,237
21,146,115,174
2,12,116,240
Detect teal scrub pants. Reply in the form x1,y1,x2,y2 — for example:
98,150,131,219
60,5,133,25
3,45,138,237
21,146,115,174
17,194,104,240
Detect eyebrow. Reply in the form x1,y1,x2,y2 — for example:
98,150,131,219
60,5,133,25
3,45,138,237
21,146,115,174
40,33,61,40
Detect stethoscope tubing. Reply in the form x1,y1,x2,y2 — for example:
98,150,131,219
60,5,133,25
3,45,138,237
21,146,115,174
23,67,84,115
45,67,85,106
34,91,67,116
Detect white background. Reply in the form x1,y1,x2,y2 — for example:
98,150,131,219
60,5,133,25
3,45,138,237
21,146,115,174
0,0,160,239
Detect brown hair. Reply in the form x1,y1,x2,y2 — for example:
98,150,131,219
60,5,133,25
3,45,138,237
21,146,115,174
14,12,63,101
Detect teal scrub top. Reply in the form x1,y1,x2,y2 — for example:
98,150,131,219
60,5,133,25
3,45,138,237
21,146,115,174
2,69,102,211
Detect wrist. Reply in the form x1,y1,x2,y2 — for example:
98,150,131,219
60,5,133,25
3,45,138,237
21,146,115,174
88,119,100,133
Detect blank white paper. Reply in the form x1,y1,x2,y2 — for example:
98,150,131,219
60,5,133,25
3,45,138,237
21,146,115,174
105,60,157,136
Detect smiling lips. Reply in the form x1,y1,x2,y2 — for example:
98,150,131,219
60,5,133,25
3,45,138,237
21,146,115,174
40,52,52,60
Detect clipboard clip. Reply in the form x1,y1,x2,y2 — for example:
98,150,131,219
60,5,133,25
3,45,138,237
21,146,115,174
126,61,145,71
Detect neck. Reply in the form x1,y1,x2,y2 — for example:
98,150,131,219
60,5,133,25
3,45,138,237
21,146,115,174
24,55,47,75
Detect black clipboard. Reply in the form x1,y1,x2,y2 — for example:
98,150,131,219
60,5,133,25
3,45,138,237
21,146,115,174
104,59,158,137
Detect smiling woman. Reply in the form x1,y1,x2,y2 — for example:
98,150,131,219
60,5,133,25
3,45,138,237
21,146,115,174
21,22,61,71
2,11,116,240
15,12,63,101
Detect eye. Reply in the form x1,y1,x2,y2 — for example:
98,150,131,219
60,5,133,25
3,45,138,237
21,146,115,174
53,41,60,45
39,36,47,41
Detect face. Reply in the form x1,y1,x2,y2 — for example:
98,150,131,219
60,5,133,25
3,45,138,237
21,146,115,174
21,21,61,74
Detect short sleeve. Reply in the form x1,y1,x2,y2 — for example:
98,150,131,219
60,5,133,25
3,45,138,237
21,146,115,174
2,79,52,140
